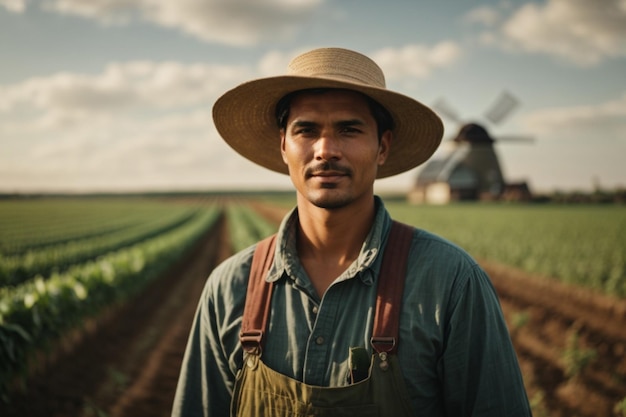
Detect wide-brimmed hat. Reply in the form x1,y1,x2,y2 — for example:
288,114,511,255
212,47,443,178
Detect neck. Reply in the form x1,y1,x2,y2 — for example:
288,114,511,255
295,194,377,298
296,194,377,263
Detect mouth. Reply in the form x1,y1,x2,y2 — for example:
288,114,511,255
307,170,351,187
305,162,352,181
310,170,347,178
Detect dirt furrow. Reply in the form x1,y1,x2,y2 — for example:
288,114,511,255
488,261,626,417
106,213,232,417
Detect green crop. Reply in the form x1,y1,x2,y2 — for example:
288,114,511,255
0,198,221,398
386,202,626,297
226,203,278,253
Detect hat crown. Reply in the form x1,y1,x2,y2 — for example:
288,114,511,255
287,47,386,89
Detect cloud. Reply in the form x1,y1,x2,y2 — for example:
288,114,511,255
0,0,27,12
0,105,246,192
0,53,298,192
0,60,251,129
470,0,626,66
42,0,323,46
522,93,626,140
371,42,462,80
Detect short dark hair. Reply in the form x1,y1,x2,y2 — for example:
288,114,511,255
275,88,395,140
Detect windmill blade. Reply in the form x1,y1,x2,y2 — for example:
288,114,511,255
432,97,463,124
484,90,520,125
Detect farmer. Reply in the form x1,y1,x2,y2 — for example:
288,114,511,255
172,47,531,416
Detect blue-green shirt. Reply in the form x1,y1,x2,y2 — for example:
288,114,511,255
172,197,531,416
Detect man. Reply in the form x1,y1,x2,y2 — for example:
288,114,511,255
172,47,531,416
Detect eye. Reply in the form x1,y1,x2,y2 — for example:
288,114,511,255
339,126,362,136
290,121,318,138
336,120,365,136
294,127,318,138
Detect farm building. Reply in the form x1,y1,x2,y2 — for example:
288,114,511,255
408,123,532,204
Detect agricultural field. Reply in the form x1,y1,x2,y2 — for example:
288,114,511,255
383,201,626,416
384,202,626,298
1,195,625,417
0,196,221,410
255,196,626,417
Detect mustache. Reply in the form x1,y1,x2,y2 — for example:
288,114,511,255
305,161,352,177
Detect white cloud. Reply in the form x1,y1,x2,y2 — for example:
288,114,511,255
371,42,462,80
472,0,626,66
0,55,295,192
0,60,251,127
522,93,626,140
43,0,323,46
42,0,138,23
0,0,27,12
0,107,238,192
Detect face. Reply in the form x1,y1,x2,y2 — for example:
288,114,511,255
280,90,392,210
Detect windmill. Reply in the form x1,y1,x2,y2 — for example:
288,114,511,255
409,91,533,204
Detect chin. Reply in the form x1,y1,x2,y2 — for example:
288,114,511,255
307,190,354,210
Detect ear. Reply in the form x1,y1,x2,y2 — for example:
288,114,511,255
377,130,392,166
280,129,288,164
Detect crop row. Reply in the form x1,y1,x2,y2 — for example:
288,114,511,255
385,202,626,298
226,202,278,253
0,198,197,256
0,207,201,287
0,206,221,398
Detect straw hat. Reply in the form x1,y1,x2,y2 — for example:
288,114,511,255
212,47,443,178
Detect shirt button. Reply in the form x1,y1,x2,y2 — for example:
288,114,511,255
312,306,319,314
315,336,325,345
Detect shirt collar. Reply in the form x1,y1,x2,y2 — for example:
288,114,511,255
265,196,392,286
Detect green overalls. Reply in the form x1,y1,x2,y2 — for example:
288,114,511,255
231,221,417,417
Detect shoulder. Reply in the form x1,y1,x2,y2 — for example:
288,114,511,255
403,224,479,270
399,223,492,296
203,244,256,305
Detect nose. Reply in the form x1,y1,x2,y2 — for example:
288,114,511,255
315,131,342,161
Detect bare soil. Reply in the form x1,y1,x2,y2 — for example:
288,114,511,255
487,260,626,417
2,202,625,417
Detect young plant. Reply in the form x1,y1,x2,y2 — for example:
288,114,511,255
561,327,597,380
615,396,626,417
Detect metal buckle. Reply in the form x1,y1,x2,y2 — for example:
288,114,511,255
370,336,396,353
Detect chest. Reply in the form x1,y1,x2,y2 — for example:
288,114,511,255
263,277,378,385
300,257,355,299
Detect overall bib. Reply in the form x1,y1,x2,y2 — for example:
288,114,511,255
231,221,416,417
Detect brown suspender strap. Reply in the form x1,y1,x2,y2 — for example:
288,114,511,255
240,234,277,354
370,221,414,355
240,220,414,356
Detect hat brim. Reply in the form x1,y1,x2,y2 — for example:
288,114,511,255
212,75,443,179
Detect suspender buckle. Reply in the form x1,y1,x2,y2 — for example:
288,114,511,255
370,336,396,354
240,330,264,354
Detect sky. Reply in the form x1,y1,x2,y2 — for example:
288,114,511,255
1,0,625,195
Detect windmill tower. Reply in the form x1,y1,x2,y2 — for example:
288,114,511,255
409,91,533,204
